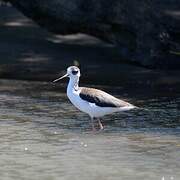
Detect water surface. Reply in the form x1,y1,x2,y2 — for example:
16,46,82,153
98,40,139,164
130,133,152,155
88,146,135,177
0,79,179,180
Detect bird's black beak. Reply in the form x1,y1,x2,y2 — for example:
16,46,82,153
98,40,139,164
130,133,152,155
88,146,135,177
53,73,69,82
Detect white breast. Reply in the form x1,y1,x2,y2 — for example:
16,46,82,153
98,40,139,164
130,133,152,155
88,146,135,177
67,88,123,118
67,88,92,115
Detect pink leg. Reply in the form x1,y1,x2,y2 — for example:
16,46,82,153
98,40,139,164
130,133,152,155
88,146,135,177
98,118,104,130
90,117,96,131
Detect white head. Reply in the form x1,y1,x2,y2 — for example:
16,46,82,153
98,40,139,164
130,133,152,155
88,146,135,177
53,66,80,83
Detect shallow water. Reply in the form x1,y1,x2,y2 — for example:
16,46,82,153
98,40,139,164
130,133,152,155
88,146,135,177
0,79,179,180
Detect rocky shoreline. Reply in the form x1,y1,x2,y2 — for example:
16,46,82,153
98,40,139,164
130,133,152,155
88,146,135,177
0,5,180,88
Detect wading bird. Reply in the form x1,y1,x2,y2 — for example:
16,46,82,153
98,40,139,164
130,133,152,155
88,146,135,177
53,66,136,130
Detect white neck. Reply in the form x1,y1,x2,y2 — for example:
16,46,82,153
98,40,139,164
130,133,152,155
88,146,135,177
67,76,79,92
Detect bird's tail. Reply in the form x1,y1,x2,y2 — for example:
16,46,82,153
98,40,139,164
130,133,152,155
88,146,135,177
120,105,137,111
120,105,149,112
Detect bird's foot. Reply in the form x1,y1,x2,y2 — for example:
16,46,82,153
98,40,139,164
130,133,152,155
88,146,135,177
90,117,104,132
98,119,104,130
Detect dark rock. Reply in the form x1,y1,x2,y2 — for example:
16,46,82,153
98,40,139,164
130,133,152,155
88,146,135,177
5,0,180,68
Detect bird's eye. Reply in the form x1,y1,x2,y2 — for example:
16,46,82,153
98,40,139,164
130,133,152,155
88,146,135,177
72,70,78,75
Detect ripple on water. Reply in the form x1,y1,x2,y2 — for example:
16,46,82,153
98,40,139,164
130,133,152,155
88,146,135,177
0,79,179,180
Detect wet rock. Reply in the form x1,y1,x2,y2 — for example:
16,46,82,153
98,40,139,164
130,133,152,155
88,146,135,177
5,0,180,69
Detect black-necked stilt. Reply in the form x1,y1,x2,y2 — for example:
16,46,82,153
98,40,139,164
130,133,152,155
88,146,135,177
53,66,136,130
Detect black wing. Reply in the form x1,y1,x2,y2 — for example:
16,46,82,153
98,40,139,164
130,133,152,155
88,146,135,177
79,87,131,108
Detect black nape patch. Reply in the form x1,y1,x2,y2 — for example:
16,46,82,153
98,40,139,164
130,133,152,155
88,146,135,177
72,70,78,75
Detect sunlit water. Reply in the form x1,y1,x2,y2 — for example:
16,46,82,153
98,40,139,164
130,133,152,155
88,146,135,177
0,79,179,180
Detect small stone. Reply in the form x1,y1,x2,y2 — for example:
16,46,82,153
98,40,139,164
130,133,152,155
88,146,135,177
84,144,87,147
